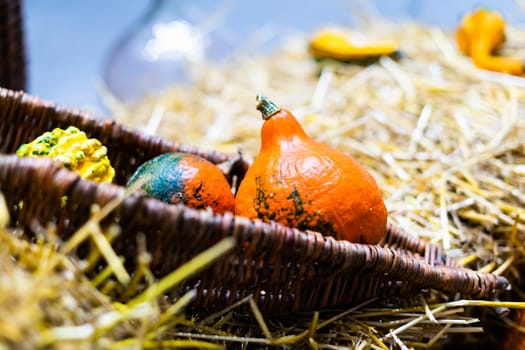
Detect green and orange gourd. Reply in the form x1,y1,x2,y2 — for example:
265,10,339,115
235,96,387,244
127,152,235,215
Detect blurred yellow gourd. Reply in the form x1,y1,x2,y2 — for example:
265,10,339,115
456,8,523,75
16,126,115,183
309,28,398,62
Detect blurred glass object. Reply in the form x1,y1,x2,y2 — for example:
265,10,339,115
142,20,205,62
103,0,237,104
102,0,365,104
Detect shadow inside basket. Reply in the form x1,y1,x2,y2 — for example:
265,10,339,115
0,87,509,314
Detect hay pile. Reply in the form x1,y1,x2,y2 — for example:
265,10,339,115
3,16,525,350
111,18,525,347
0,194,512,349
111,20,525,267
0,190,239,349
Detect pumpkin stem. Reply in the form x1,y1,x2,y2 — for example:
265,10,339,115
256,95,281,120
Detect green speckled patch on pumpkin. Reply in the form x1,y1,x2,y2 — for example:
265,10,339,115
253,179,336,237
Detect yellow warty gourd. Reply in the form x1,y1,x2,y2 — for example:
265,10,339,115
16,126,115,183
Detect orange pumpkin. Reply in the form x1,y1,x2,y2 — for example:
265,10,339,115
235,95,387,244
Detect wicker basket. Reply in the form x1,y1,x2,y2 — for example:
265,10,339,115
0,87,509,314
0,0,26,91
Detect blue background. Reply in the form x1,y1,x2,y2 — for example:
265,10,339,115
22,1,523,115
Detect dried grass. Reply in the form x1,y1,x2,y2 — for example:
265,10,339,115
108,17,525,348
4,14,525,350
111,19,525,265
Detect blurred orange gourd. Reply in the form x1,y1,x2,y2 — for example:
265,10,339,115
456,8,524,75
235,95,387,244
500,310,525,350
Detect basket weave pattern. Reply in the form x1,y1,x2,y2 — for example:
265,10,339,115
0,87,509,313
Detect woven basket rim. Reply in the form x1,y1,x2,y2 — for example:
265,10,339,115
0,86,511,313
0,154,510,294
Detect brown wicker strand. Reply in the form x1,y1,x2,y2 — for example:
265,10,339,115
0,152,511,313
0,0,26,91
